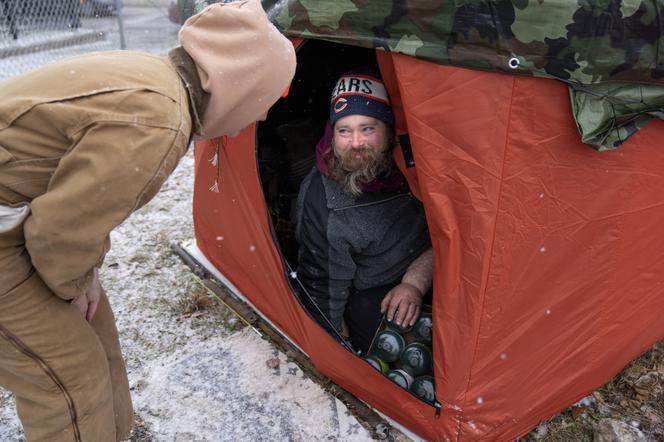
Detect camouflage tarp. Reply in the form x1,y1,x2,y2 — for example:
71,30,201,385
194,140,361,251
188,0,664,149
570,82,664,148
264,0,664,85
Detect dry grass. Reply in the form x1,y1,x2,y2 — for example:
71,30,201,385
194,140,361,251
176,287,217,317
521,341,664,441
127,414,154,442
172,283,246,333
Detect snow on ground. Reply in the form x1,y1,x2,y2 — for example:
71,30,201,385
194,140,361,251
0,151,377,441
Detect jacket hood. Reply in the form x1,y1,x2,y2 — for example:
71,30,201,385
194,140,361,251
179,0,296,139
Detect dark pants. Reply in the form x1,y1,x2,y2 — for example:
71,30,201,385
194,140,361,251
344,283,434,354
344,283,396,354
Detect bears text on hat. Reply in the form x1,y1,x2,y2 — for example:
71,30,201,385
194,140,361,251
331,74,390,113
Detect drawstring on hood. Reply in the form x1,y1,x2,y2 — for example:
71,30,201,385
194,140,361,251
179,0,296,139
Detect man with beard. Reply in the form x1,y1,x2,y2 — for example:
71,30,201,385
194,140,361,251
295,69,433,353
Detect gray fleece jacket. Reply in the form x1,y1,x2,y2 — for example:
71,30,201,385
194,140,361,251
295,168,431,332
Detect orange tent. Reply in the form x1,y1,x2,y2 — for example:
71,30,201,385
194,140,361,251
190,41,664,440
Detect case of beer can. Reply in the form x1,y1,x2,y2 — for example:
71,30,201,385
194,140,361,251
364,304,436,406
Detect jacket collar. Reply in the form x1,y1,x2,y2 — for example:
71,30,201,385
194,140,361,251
320,173,403,210
321,173,356,210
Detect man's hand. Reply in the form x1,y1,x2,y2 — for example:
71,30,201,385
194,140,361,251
71,268,101,322
380,282,423,327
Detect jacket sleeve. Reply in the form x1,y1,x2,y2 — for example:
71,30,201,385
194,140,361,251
323,233,356,331
24,121,188,300
298,235,355,333
296,171,355,332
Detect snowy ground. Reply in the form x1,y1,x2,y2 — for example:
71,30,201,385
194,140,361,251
0,151,378,442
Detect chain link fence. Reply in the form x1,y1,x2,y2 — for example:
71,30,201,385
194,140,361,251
0,0,193,81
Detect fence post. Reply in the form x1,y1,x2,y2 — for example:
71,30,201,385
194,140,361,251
2,0,19,40
115,0,126,49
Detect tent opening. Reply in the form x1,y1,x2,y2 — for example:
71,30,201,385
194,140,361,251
255,39,436,406
256,39,382,268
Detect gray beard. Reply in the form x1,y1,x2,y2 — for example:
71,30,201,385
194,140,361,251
327,141,391,196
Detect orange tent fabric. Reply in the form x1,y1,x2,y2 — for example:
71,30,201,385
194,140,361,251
193,52,664,440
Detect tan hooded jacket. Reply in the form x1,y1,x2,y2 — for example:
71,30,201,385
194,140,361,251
0,0,295,300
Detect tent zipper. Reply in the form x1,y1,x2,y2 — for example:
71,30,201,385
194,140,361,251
434,400,442,418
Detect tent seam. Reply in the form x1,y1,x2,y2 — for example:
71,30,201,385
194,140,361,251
457,75,517,441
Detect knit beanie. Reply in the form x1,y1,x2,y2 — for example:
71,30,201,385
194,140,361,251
329,68,394,128
179,0,296,139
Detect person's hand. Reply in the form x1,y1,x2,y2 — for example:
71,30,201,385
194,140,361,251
71,268,101,322
380,282,423,327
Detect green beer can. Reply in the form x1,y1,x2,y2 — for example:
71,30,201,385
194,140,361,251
399,342,433,377
363,355,389,373
387,369,415,389
410,375,435,405
370,329,405,363
413,313,433,346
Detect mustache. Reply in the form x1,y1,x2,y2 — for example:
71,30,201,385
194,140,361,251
338,146,378,171
327,143,391,196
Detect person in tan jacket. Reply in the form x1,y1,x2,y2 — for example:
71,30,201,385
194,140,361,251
0,1,296,440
